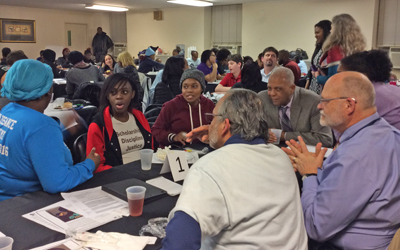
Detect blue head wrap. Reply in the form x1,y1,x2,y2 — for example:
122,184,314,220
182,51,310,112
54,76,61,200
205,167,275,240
1,59,53,101
145,47,155,56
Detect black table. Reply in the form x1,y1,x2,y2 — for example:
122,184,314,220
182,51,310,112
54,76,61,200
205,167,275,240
0,161,178,250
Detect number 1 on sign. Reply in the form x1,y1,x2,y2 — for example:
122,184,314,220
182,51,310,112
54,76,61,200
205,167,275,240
176,157,185,172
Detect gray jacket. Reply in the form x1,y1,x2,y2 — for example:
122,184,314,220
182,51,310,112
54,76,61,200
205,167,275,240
259,86,333,147
65,65,105,96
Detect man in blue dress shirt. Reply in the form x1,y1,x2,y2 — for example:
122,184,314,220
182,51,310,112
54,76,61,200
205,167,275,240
284,71,400,250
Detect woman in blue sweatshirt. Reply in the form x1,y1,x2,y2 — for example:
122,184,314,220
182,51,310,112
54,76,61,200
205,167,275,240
0,59,100,201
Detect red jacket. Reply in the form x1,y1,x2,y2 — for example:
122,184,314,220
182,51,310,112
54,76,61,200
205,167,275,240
87,106,153,173
152,94,215,148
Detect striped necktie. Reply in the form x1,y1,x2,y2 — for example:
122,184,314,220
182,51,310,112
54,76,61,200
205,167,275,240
280,106,293,132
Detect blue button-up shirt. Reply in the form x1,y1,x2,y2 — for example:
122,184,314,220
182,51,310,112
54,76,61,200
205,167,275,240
302,112,400,249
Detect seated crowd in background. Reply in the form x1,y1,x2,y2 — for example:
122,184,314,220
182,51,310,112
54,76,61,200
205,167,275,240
138,47,164,74
2,12,400,249
215,54,242,93
65,51,104,98
57,47,72,68
99,54,116,75
153,56,188,105
196,49,222,83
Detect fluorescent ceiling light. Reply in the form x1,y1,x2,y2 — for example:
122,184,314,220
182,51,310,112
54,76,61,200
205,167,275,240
85,4,128,12
167,0,213,7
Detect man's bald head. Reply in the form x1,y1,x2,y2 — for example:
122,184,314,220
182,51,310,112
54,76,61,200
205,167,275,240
319,72,377,133
269,67,295,86
326,72,375,110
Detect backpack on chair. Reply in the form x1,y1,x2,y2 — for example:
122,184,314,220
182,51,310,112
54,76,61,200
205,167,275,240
73,82,102,107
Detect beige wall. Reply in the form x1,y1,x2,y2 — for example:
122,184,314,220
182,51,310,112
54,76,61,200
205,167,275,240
242,0,377,59
0,5,111,59
126,7,212,57
1,1,379,62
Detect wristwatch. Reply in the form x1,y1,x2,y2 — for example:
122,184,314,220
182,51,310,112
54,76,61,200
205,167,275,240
302,173,317,181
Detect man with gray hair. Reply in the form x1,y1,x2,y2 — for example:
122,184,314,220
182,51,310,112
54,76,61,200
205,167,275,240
259,67,333,147
161,89,307,250
284,72,400,249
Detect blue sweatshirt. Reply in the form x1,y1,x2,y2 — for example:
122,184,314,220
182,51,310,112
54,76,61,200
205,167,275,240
0,103,95,201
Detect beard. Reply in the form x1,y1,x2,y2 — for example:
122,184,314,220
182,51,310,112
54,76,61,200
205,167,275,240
320,110,342,128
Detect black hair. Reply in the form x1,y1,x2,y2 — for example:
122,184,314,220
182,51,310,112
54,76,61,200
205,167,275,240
68,51,84,65
216,48,231,62
172,49,179,55
227,54,243,66
315,20,332,45
241,62,262,88
84,49,92,55
258,52,263,61
278,50,290,64
42,49,56,62
340,50,392,82
6,50,28,66
191,50,198,56
243,56,253,65
162,56,185,84
99,73,140,112
102,54,116,71
201,50,212,64
262,47,279,58
2,47,11,58
211,48,219,56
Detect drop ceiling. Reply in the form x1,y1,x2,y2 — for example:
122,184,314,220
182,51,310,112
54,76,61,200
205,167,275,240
0,0,266,12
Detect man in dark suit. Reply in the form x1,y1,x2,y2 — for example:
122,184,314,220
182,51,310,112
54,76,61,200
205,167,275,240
259,67,333,147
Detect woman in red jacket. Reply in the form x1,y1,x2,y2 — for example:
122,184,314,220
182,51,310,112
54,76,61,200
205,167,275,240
87,73,153,172
152,69,215,148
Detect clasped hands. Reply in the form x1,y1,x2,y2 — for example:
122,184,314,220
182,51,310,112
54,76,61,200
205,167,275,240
281,136,327,175
184,127,327,176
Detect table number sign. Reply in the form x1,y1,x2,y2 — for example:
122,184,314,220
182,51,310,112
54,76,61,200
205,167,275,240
160,151,190,182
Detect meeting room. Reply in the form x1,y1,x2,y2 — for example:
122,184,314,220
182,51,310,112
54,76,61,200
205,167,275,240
1,0,400,249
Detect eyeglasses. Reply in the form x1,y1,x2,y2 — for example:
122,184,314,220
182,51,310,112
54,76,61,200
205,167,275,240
205,113,222,123
319,97,357,104
210,54,216,57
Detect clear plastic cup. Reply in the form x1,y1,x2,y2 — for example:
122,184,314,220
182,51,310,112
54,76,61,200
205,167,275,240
0,237,13,250
140,149,153,171
54,97,65,108
126,186,146,217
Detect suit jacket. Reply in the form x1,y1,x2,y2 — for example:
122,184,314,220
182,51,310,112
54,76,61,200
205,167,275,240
259,87,333,147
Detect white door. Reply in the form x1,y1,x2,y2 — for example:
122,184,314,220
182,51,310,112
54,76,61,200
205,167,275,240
64,23,88,54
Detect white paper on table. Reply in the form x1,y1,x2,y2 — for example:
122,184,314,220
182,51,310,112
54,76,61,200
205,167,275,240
53,78,67,85
22,200,123,234
61,187,129,217
305,145,333,158
270,129,282,145
77,231,156,250
210,80,222,84
29,238,86,250
146,176,182,196
43,107,78,131
152,150,198,164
